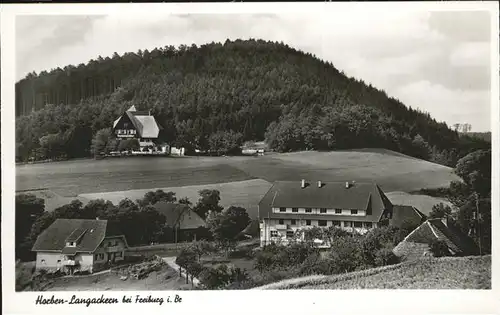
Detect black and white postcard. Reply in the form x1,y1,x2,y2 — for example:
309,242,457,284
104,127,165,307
1,2,499,315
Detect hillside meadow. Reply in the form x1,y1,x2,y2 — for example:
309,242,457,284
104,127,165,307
255,255,491,290
16,149,460,214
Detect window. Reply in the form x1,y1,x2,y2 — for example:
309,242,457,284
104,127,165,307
57,260,61,263
94,253,104,261
320,208,327,214
332,220,341,227
270,231,279,237
41,259,45,263
305,208,312,213
335,209,342,214
278,219,284,225
291,219,296,225
365,222,373,228
108,242,112,247
306,220,311,226
279,207,286,212
286,231,295,238
116,251,123,258
351,209,358,215
318,220,327,227
292,207,298,213
344,221,352,227
124,122,129,128
354,222,363,228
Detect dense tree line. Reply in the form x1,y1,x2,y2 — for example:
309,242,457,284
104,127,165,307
15,39,489,165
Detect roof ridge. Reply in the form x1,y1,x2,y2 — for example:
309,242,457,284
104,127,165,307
426,221,440,239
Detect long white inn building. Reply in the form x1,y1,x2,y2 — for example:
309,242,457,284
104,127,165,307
258,180,394,246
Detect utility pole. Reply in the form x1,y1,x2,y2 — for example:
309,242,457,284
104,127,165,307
475,192,482,256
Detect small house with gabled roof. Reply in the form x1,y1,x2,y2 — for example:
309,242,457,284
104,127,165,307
32,219,129,274
112,105,165,151
258,179,394,246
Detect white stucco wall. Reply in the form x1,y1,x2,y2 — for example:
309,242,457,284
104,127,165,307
36,252,65,270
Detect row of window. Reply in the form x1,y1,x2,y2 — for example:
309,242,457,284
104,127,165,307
277,219,372,228
116,129,136,135
279,207,359,214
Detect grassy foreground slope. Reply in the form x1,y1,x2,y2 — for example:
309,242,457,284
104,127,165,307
255,256,491,290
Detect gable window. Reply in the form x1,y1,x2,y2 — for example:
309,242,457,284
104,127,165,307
354,222,363,228
123,122,129,128
351,209,358,215
279,207,286,212
291,219,296,225
306,220,311,226
270,231,279,237
278,219,284,225
305,208,312,213
335,209,342,214
332,220,341,227
292,207,298,213
318,220,327,227
320,208,327,214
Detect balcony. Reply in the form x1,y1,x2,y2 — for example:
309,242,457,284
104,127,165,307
104,245,122,252
274,224,288,230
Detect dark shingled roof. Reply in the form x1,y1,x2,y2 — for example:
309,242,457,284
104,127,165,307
32,219,115,253
155,202,206,230
258,181,393,222
394,218,479,258
389,205,427,228
241,219,260,237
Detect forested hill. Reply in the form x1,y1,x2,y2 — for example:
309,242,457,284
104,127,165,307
15,39,488,165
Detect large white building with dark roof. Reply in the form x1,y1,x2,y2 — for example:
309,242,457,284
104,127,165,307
258,179,394,246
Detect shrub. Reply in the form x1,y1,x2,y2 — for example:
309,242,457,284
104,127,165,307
429,239,451,257
374,247,400,266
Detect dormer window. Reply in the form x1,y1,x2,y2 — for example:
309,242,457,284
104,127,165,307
66,241,76,247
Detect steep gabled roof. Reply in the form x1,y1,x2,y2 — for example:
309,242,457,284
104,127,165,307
113,108,161,138
32,219,110,253
393,218,479,259
258,181,392,222
389,205,427,228
155,202,206,230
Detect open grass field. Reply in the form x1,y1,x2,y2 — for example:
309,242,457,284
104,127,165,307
386,191,454,215
80,179,272,219
255,255,491,290
16,149,459,214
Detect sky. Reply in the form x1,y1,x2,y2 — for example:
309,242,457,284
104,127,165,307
15,9,493,132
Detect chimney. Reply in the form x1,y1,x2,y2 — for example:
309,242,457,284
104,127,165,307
301,179,306,188
318,180,322,188
345,181,350,189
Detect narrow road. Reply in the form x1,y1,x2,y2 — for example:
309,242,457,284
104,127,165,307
162,256,200,286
